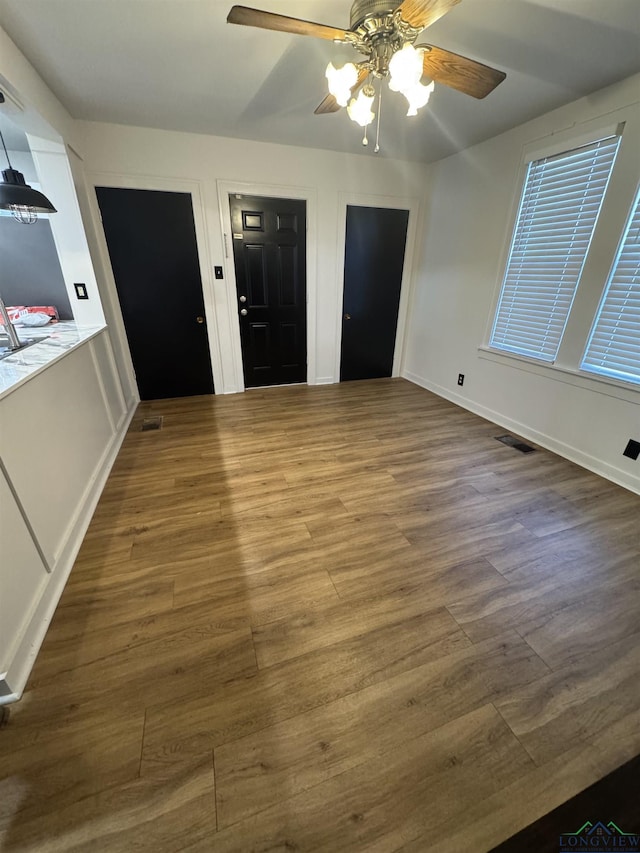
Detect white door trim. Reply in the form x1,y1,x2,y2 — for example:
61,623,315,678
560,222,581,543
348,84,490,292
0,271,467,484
216,180,317,393
333,191,420,383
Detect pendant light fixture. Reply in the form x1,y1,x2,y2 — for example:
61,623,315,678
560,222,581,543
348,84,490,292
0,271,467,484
0,127,57,224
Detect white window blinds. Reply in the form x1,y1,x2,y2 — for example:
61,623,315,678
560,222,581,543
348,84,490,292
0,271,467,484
490,134,621,361
581,190,640,384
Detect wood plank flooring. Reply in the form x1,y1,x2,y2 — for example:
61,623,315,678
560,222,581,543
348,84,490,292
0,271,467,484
1,378,639,852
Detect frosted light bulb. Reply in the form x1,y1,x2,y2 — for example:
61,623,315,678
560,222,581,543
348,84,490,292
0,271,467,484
388,44,423,93
326,61,358,107
403,80,435,116
347,86,375,127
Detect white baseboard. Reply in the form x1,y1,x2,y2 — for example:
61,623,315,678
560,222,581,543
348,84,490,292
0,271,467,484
125,394,139,412
0,401,137,705
314,376,336,386
403,370,640,496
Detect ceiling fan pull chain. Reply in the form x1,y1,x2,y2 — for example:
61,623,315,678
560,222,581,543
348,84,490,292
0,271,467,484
374,82,382,153
362,123,368,146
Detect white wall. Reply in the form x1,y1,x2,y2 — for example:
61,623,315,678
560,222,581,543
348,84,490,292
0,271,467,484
0,34,105,327
404,73,640,494
78,121,427,393
0,24,78,151
27,135,105,327
0,24,132,396
0,330,132,703
3,149,37,182
4,19,637,493
0,26,138,702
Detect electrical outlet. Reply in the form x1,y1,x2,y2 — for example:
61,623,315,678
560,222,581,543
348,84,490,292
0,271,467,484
623,439,640,460
457,373,465,386
74,283,88,300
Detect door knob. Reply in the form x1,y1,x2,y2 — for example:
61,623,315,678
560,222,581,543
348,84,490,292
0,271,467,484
239,295,247,303
240,308,248,316
344,313,351,320
196,316,204,324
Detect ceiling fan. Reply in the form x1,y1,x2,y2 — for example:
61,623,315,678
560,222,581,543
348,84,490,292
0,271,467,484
227,0,506,148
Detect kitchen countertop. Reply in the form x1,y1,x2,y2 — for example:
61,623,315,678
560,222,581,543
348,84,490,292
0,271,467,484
0,321,107,401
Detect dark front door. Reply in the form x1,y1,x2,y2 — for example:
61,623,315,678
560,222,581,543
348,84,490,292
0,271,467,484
96,186,214,400
230,194,307,388
340,205,409,381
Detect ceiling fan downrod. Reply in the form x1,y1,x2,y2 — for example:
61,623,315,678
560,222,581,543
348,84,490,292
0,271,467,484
344,0,424,75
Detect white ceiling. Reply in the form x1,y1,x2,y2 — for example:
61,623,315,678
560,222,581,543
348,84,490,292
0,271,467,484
0,0,639,164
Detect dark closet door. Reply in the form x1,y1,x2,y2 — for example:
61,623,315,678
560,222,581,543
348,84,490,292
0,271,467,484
96,187,214,400
230,194,307,388
340,205,409,382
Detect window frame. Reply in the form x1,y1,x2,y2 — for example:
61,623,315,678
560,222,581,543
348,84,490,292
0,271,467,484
481,112,640,399
579,184,640,385
487,128,622,364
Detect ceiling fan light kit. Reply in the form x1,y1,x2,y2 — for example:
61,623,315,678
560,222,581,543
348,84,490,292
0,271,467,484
388,43,424,91
227,0,506,152
348,85,376,127
326,61,358,107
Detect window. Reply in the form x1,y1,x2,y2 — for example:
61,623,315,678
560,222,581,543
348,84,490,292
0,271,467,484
581,189,640,384
490,134,621,361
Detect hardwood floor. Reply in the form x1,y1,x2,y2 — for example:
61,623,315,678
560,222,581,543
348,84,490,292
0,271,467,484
1,378,639,852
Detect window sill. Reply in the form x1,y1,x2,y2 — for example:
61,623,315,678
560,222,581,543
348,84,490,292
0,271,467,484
478,346,640,405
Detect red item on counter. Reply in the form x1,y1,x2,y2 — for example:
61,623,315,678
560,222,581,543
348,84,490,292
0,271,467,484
0,306,59,324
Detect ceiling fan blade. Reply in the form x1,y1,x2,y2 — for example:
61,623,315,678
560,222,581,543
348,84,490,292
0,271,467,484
314,93,343,115
314,67,369,115
395,0,460,30
227,6,350,41
419,45,506,98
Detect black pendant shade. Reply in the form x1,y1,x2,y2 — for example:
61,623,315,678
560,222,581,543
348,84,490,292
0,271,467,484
0,125,57,222
0,167,57,214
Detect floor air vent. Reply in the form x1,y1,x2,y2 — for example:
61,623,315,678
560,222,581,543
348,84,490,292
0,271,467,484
495,434,536,453
141,416,164,432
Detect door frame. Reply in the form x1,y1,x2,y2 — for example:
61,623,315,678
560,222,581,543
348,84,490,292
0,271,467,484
217,180,317,393
87,171,224,396
334,191,420,383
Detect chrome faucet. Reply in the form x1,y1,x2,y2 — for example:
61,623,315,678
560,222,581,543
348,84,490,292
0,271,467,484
0,293,22,350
